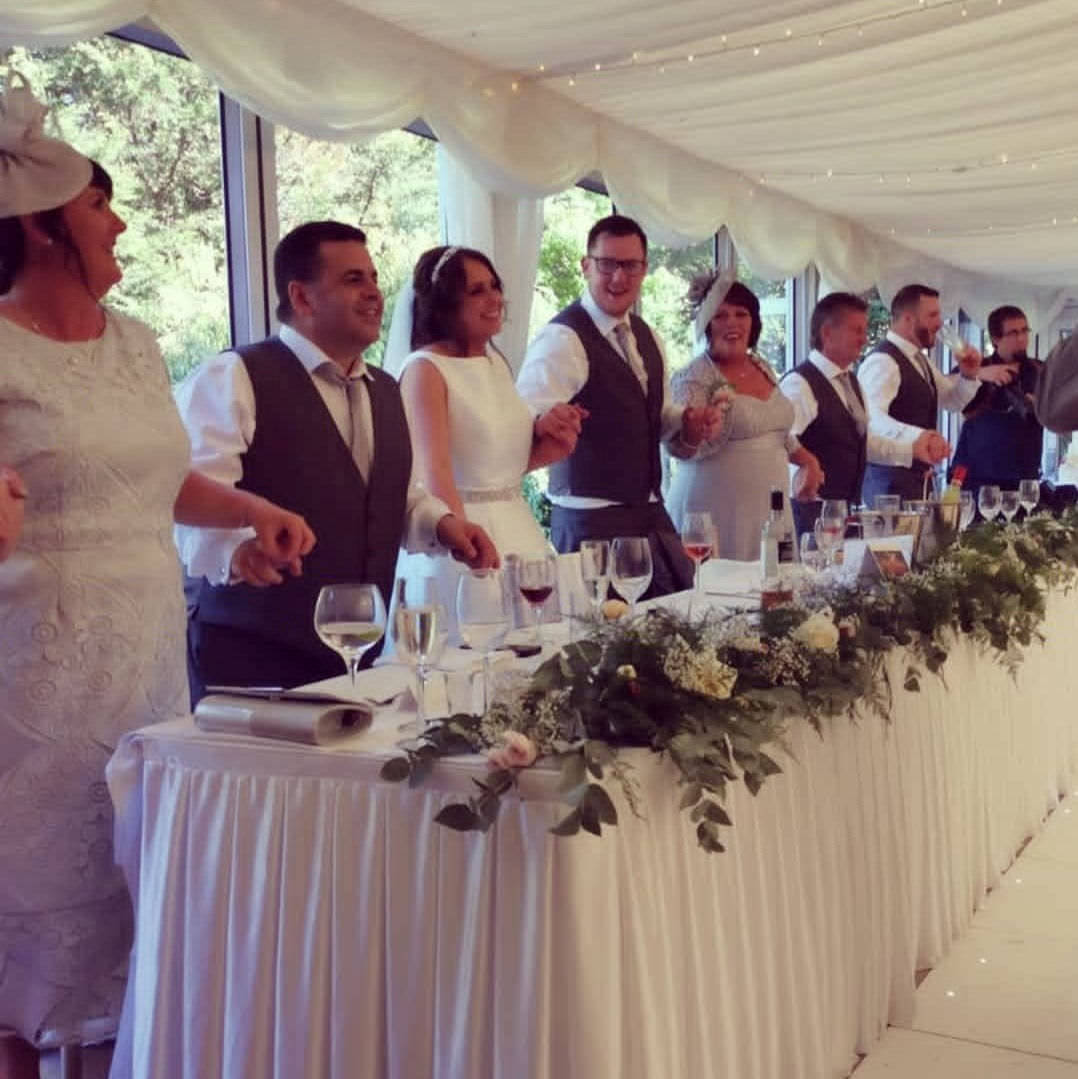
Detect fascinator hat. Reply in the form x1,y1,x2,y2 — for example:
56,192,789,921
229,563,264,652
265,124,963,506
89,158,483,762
0,70,92,218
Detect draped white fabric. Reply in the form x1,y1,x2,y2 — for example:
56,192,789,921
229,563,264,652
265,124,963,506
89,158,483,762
106,590,1078,1079
2,1,1076,328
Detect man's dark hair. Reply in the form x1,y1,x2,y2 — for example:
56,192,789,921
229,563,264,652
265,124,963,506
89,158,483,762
890,283,939,320
274,220,368,322
987,304,1027,341
586,214,648,257
810,292,868,351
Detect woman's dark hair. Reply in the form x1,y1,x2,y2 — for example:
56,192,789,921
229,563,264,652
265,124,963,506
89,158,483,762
0,159,113,295
688,272,763,350
410,245,504,350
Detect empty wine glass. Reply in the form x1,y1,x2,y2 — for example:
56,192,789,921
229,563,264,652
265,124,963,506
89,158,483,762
610,536,653,616
393,577,447,733
999,490,1021,523
579,539,610,617
813,515,844,569
456,569,511,716
978,484,1001,522
1018,478,1040,517
313,582,386,687
517,553,558,651
959,490,976,532
681,511,714,614
799,531,824,571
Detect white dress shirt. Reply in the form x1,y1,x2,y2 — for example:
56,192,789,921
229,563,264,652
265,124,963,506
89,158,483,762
781,349,915,468
516,290,694,509
174,323,450,584
858,330,979,459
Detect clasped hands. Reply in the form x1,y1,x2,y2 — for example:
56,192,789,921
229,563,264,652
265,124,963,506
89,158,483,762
535,402,589,453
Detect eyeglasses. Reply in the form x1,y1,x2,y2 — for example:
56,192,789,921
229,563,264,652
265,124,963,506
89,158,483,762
589,257,648,277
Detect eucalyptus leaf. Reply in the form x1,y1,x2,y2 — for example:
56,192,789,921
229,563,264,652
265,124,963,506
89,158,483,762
379,757,411,783
557,752,588,793
434,803,481,831
679,782,703,810
585,783,618,825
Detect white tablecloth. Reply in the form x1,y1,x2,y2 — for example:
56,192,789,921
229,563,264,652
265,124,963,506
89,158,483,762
106,589,1078,1079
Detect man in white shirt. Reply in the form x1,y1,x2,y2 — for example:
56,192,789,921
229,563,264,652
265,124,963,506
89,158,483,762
859,283,1013,505
781,292,945,535
517,214,722,598
176,220,496,699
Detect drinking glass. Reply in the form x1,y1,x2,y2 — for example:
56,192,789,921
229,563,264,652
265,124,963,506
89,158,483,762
799,531,824,571
814,516,844,569
874,493,901,535
1018,478,1040,517
939,323,968,357
959,490,976,532
393,577,447,733
517,553,558,650
861,512,886,540
313,582,386,686
610,536,653,616
456,569,511,716
579,539,610,616
999,489,1021,523
978,484,1001,522
681,511,714,614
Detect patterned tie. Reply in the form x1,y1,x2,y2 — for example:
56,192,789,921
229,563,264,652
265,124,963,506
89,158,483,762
612,322,649,391
835,371,867,436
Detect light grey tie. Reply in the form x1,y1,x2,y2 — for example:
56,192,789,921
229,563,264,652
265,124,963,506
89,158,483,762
912,348,935,385
612,322,649,391
323,366,371,483
835,371,867,436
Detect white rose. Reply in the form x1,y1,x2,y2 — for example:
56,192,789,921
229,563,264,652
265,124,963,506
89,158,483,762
792,611,840,653
616,664,638,679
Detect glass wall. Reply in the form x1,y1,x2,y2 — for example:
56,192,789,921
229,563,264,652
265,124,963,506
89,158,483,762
641,237,716,373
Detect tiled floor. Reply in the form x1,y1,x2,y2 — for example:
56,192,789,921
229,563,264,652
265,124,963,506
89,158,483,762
857,792,1078,1078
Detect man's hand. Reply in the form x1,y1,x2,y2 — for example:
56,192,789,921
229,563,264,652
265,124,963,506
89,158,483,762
956,346,985,378
229,537,303,587
792,455,825,501
912,430,950,464
535,403,588,451
245,495,316,565
682,404,723,447
978,362,1019,385
0,466,27,563
437,515,500,570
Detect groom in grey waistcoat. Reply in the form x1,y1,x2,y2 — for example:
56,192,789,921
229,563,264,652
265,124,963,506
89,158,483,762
176,221,496,701
517,214,722,598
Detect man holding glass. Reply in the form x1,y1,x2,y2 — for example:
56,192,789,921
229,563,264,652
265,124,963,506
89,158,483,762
517,214,723,598
176,221,496,701
859,283,1014,504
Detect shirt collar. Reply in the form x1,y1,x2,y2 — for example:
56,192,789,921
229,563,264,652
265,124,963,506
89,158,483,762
279,323,372,382
808,349,847,380
886,329,926,360
581,288,628,339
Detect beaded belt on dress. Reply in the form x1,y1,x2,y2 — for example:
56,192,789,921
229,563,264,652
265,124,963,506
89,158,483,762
458,486,521,504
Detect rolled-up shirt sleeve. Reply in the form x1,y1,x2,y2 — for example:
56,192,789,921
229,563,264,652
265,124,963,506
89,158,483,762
859,351,925,454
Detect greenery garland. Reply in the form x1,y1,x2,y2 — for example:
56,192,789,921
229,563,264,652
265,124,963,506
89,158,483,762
380,511,1078,852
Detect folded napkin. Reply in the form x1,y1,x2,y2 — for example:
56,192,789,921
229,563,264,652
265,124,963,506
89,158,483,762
194,693,372,745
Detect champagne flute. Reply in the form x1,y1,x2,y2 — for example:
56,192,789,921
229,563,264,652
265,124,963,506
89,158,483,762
393,577,446,733
999,490,1021,523
578,539,610,617
978,484,1001,522
313,583,386,687
456,569,511,716
1018,478,1040,517
518,553,558,651
681,511,714,614
959,490,976,532
610,536,653,616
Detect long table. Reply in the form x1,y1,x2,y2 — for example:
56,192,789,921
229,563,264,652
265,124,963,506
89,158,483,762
106,590,1078,1079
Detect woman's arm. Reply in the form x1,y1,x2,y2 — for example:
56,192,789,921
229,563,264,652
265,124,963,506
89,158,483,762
526,403,586,471
671,358,734,460
788,444,825,501
400,359,466,519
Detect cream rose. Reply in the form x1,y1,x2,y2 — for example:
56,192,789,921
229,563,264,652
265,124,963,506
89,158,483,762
792,610,840,653
487,730,538,770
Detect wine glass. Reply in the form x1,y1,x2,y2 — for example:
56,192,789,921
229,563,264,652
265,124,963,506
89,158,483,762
874,494,901,535
681,511,714,614
999,490,1021,523
579,539,610,617
959,490,976,532
313,582,386,687
517,553,558,651
393,577,448,733
939,323,968,357
799,531,823,572
813,516,844,569
456,569,511,716
610,536,653,616
1019,478,1040,517
978,484,1001,522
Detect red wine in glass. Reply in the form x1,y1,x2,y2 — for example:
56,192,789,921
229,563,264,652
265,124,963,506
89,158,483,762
684,542,711,563
520,584,553,605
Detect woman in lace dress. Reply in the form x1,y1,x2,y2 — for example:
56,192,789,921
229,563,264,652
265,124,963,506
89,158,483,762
0,80,313,1078
388,245,585,621
666,275,824,560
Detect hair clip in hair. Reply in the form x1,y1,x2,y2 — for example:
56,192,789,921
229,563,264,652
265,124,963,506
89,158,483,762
431,245,460,284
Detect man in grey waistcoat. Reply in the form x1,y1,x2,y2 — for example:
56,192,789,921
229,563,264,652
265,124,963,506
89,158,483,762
176,221,496,701
517,214,722,599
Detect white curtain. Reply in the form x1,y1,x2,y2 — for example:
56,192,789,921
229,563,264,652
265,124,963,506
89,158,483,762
437,146,544,372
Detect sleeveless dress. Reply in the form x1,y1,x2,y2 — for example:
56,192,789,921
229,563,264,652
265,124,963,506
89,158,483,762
0,312,190,1049
666,351,797,561
393,349,548,624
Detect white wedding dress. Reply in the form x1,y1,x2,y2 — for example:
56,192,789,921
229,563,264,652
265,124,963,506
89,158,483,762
0,312,190,1050
394,349,548,624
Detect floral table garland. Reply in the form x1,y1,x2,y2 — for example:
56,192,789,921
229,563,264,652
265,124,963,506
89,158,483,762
381,511,1078,852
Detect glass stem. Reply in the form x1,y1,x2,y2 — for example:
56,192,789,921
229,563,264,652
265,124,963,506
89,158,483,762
416,665,427,727
348,653,360,686
480,652,491,716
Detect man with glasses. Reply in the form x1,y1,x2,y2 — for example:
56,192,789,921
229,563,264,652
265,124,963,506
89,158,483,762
517,214,722,597
950,305,1042,494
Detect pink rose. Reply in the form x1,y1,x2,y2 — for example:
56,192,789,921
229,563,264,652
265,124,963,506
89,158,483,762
487,730,538,770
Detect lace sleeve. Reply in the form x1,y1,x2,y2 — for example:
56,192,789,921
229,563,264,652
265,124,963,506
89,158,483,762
670,355,734,459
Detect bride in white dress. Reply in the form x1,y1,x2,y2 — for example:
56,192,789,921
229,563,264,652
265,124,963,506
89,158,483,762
386,245,584,621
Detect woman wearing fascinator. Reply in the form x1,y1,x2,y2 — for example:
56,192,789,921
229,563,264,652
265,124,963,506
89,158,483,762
384,245,586,621
0,74,313,1076
665,270,824,560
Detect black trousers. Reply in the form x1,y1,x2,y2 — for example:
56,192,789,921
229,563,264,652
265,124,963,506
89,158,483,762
550,501,694,600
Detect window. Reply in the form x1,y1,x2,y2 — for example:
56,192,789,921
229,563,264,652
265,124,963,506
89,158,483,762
275,128,440,368
641,237,716,373
10,38,229,382
737,263,793,374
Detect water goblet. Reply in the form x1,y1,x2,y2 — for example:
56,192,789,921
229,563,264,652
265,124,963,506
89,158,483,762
610,536,653,616
393,577,447,733
799,531,823,572
579,539,610,617
978,484,1001,522
681,511,714,614
517,553,558,651
456,569,511,716
814,516,844,569
1018,478,1040,517
999,490,1021,523
313,582,386,687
